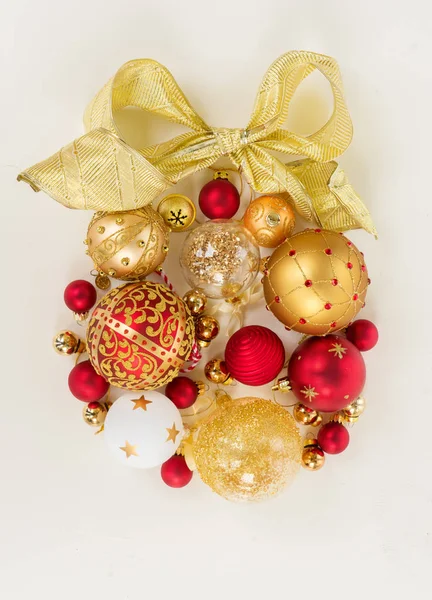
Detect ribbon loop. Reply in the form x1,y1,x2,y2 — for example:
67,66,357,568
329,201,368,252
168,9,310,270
18,51,376,235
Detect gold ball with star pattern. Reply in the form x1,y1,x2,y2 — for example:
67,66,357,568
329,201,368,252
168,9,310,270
86,207,169,281
157,194,196,231
263,229,369,335
103,391,184,468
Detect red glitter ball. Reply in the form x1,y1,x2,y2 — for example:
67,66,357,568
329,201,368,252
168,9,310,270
347,262,353,269
299,318,306,325
324,303,332,310
305,280,313,287
289,249,296,257
332,278,338,286
325,248,332,255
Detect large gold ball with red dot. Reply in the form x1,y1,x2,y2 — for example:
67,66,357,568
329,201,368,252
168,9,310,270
263,229,368,336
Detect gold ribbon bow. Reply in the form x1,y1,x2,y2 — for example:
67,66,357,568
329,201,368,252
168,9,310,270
18,51,376,235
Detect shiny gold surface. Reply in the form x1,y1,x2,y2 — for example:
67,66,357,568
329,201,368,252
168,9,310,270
195,315,220,344
204,359,233,385
18,52,376,235
193,397,302,501
82,402,109,427
244,196,295,248
53,331,85,356
263,229,368,335
87,207,169,281
302,439,325,470
293,403,322,427
183,289,207,316
342,396,366,423
157,194,196,231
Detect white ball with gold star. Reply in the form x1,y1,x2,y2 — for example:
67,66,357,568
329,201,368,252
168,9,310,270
104,391,184,468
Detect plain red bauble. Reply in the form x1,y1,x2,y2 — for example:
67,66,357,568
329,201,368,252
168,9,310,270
68,360,110,402
318,421,350,454
225,325,285,386
165,377,199,409
64,280,97,313
199,178,240,219
346,319,379,351
288,335,366,412
161,455,193,488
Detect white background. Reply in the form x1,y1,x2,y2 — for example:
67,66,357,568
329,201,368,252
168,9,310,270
2,1,431,598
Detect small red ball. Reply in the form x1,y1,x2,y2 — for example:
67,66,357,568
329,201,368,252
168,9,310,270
64,280,97,313
199,178,240,219
346,319,379,351
225,325,285,386
68,360,109,402
165,377,199,409
161,455,193,488
317,421,350,454
288,335,366,412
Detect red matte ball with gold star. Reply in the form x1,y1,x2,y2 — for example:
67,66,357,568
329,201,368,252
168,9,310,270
87,281,195,390
288,335,366,412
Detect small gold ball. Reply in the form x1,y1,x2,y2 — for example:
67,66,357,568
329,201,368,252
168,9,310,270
95,272,111,290
163,245,169,253
82,402,109,427
293,403,323,427
301,440,325,471
214,170,229,180
195,315,220,343
343,396,366,423
108,269,117,277
53,331,84,356
97,226,105,234
137,240,145,248
204,359,233,385
121,257,130,267
183,289,207,316
115,217,124,225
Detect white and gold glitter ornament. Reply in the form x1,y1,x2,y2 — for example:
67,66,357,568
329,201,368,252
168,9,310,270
180,220,260,299
104,391,184,469
193,397,302,501
86,207,169,281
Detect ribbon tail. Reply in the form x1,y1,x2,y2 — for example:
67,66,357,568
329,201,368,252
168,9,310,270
286,159,378,237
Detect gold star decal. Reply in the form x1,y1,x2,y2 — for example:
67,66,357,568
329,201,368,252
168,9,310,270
131,395,152,411
329,342,347,359
301,385,319,402
119,441,139,459
166,423,180,444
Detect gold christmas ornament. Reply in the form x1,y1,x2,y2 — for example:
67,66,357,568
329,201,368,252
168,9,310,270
193,397,302,501
302,439,325,471
82,402,109,427
204,359,233,385
293,403,323,427
263,229,369,335
183,289,207,316
86,207,169,281
74,311,89,326
53,331,85,356
271,376,291,393
95,272,111,291
195,315,220,348
180,220,260,299
343,396,366,423
157,194,196,231
243,195,296,248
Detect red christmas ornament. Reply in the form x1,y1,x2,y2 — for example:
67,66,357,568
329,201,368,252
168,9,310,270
68,360,109,402
199,173,240,219
318,421,350,454
288,335,366,412
87,282,195,390
165,376,199,409
161,455,193,488
64,280,97,313
225,325,285,386
346,319,379,351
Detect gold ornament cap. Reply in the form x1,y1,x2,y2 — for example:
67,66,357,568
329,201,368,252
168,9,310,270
157,194,196,231
204,359,234,385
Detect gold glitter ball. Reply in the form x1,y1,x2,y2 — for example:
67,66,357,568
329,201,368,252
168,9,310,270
180,220,260,299
193,397,302,502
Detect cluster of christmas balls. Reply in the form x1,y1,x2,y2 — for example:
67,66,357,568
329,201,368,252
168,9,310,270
53,171,378,501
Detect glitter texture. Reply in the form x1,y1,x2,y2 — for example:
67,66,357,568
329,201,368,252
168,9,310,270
180,220,260,299
193,397,302,502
